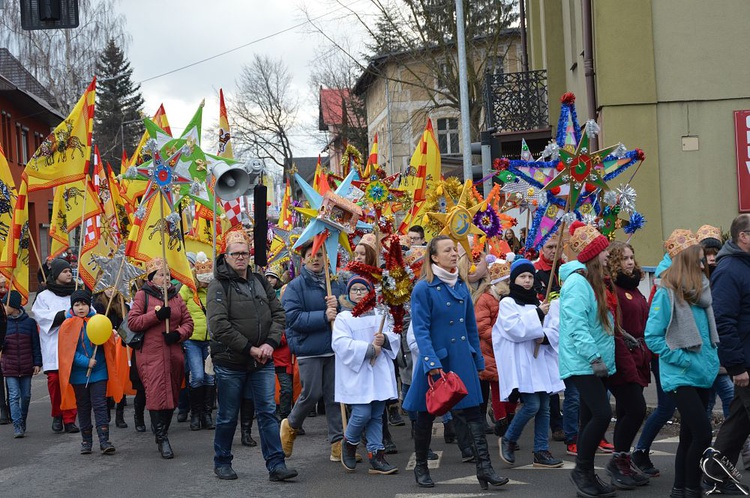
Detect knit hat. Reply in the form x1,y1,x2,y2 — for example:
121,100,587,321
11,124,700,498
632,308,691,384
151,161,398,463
186,252,197,267
265,264,283,280
359,233,377,252
568,221,610,263
696,224,722,250
488,258,512,284
70,289,92,308
2,290,22,310
346,275,373,295
510,258,535,283
146,258,168,279
194,252,213,275
49,258,72,282
664,229,700,258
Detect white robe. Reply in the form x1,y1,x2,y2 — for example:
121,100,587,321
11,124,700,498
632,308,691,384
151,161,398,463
493,297,564,400
31,290,70,371
332,310,400,404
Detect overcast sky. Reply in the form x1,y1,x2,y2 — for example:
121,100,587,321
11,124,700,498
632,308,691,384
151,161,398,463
117,0,371,161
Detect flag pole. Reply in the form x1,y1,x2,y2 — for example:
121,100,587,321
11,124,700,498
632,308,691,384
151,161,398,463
74,177,90,290
104,257,127,316
212,192,218,262
157,193,171,334
27,230,47,283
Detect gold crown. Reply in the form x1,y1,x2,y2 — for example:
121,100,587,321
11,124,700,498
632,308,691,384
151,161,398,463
224,230,251,250
194,252,213,274
488,259,511,284
696,224,722,243
664,229,700,258
146,257,167,276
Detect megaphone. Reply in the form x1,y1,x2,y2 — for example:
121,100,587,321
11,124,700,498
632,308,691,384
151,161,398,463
212,162,251,200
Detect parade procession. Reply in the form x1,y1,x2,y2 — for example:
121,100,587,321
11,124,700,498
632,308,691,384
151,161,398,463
2,1,750,497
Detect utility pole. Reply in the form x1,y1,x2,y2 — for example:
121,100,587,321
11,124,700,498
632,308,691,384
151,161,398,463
455,0,473,182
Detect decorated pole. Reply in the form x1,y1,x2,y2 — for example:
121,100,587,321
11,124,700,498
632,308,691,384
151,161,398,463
104,256,127,316
74,179,90,290
157,193,171,335
27,230,46,283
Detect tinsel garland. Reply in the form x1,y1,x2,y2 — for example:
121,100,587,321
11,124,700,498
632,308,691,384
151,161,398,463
473,205,502,238
340,144,363,173
624,212,646,235
352,289,377,316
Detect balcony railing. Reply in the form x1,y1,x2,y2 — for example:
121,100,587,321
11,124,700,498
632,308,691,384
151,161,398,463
484,69,549,132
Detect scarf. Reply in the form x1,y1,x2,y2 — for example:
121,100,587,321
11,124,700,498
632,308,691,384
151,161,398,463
45,281,76,297
302,265,326,290
507,282,540,306
535,254,553,272
432,264,458,287
614,269,642,290
664,276,719,352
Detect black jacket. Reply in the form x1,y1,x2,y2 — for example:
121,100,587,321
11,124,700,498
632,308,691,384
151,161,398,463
712,241,750,376
207,254,285,371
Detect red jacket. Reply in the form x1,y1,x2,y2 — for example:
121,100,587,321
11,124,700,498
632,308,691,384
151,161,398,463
272,332,292,374
610,283,651,387
475,292,499,382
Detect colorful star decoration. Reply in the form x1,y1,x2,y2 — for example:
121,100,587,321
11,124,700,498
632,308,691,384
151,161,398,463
131,142,191,213
293,170,370,274
426,179,487,256
352,168,411,220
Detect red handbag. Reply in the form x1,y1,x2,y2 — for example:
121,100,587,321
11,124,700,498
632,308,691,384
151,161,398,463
425,371,468,416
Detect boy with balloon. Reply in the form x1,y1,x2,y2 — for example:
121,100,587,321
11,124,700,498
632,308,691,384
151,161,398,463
57,290,123,455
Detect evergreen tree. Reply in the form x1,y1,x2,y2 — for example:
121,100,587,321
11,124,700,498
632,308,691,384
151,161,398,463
95,39,144,172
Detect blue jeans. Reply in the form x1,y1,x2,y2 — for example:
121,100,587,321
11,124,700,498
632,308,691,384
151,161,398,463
183,340,214,388
345,401,386,453
707,374,734,419
214,363,285,472
636,359,676,451
6,376,32,430
563,383,580,443
505,391,551,452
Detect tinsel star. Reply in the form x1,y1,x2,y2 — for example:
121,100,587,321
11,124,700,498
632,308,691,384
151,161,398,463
426,179,487,256
352,168,410,220
92,245,146,299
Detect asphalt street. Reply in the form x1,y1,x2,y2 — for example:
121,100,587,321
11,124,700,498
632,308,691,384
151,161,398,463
0,373,686,498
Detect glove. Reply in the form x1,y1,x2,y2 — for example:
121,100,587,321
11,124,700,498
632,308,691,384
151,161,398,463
155,306,171,321
620,330,640,350
591,359,609,378
163,331,181,345
52,310,67,328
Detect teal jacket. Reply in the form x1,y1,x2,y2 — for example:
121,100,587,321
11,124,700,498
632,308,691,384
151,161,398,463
644,286,719,393
558,261,616,379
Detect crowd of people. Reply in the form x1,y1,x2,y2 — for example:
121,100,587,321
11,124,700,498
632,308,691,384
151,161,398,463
2,215,750,496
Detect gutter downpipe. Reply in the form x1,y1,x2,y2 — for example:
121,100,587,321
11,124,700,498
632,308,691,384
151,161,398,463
582,0,598,150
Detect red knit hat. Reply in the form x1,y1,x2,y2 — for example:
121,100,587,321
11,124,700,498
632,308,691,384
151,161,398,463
568,221,609,263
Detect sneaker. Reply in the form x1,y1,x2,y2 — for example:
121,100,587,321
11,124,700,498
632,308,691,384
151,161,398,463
702,477,750,495
368,450,398,475
624,453,650,486
552,428,566,442
330,440,342,462
598,438,614,453
593,473,618,498
533,450,564,468
341,438,357,472
52,416,64,433
80,441,92,455
566,443,578,456
65,423,80,434
279,418,298,458
14,429,25,439
388,408,405,427
606,454,638,490
632,449,660,477
499,437,515,465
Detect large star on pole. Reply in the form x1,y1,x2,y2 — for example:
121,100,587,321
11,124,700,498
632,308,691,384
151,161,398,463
426,179,486,256
352,168,410,219
129,141,191,213
544,122,621,208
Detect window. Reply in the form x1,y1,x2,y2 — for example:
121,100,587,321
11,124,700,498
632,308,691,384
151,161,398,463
437,118,459,154
436,61,451,89
15,123,21,163
20,127,29,164
488,54,504,76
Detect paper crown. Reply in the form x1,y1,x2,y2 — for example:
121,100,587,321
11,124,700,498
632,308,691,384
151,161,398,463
194,252,213,275
146,257,167,276
568,221,609,263
696,225,722,245
664,229,700,258
224,230,251,249
488,259,511,284
265,264,283,280
359,233,377,252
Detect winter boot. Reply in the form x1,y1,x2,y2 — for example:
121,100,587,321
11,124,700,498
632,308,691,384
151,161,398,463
382,411,397,454
240,398,257,447
0,402,10,425
413,419,434,488
188,386,203,431
570,466,601,498
368,449,398,474
152,410,174,459
133,391,146,432
177,387,189,423
115,400,128,429
97,425,116,454
453,416,476,463
443,419,456,443
80,429,93,454
606,452,639,489
467,418,509,489
201,385,215,429
341,437,358,471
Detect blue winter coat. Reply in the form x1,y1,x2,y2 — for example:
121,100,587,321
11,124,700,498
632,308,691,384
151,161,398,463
644,286,719,392
558,261,616,379
402,276,484,413
282,268,346,358
711,241,750,377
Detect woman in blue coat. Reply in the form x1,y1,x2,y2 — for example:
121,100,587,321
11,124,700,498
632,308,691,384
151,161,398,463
645,230,719,498
403,235,508,490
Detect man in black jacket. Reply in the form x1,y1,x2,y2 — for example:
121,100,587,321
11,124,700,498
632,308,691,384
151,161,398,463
207,231,297,482
705,214,750,494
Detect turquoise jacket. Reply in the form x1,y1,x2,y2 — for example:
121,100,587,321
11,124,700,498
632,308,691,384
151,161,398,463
644,286,719,393
558,261,616,379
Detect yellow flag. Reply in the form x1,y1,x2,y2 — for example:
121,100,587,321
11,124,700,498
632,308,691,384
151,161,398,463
121,105,172,205
25,79,96,192
399,119,442,236
0,144,17,263
0,178,30,304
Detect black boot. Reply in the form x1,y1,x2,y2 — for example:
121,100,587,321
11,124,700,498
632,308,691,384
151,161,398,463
452,415,476,463
467,418,509,490
177,387,189,423
240,398,257,447
97,425,116,454
570,466,600,498
201,385,215,430
115,400,128,429
133,391,146,432
152,410,174,459
80,429,93,454
382,411,397,454
188,386,203,431
413,418,434,488
443,419,456,443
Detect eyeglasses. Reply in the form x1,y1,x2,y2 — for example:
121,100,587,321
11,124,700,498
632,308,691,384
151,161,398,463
408,236,422,242
228,251,250,259
350,287,369,294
